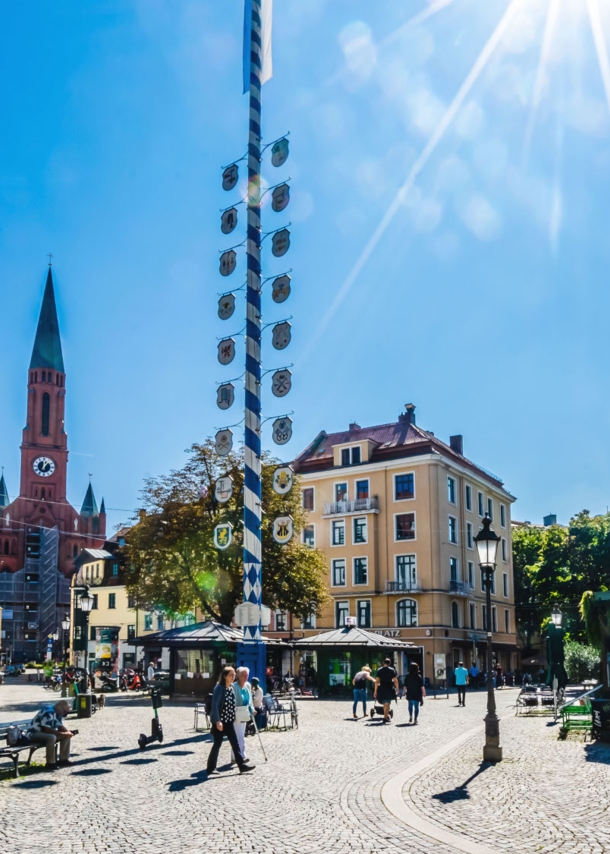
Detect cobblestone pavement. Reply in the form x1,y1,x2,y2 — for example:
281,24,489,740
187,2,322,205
408,701,610,854
1,679,599,854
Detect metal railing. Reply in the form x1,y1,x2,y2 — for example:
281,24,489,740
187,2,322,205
386,580,421,593
449,579,474,595
323,497,379,515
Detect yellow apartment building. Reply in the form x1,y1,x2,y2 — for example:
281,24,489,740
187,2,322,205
70,542,194,671
291,404,518,684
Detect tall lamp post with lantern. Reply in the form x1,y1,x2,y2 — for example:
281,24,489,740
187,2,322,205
61,615,71,699
73,588,95,692
474,513,502,763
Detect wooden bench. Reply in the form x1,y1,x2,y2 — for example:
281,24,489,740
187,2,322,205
0,720,56,778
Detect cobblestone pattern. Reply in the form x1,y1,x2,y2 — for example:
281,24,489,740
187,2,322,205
0,681,514,854
408,704,610,854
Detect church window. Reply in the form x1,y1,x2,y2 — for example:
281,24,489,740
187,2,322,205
3,541,8,555
73,544,78,557
74,519,78,531
56,374,59,385
41,488,45,500
41,393,50,436
11,540,16,555
42,371,46,382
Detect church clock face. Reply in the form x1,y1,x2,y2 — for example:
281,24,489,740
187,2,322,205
33,456,55,477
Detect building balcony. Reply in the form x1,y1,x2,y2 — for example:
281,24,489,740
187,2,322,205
385,580,422,594
449,580,475,596
323,497,379,516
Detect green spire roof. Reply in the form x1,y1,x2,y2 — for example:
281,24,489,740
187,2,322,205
0,474,9,508
100,497,106,514
81,483,99,517
30,268,65,372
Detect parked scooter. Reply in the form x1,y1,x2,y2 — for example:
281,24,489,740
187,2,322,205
99,672,119,693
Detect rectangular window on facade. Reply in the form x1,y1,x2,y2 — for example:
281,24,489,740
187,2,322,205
127,625,136,640
395,473,415,500
449,516,458,544
90,626,96,641
503,572,508,597
336,601,349,627
492,607,498,633
335,483,348,502
396,554,417,588
341,447,361,466
356,479,369,500
91,594,98,610
144,613,152,631
465,485,472,511
127,594,135,609
500,504,506,527
108,593,116,609
468,561,475,588
504,609,510,633
357,600,371,628
448,476,456,504
395,513,416,540
353,517,367,544
396,598,418,627
487,497,493,520
450,556,459,581
502,538,507,561
112,563,119,576
75,626,82,640
301,612,316,630
302,488,315,511
351,446,361,465
303,525,315,548
354,557,368,585
451,601,460,628
466,522,473,549
478,491,484,517
331,520,345,546
157,615,164,631
469,602,476,629
341,448,350,466
481,569,496,594
275,610,287,631
332,559,346,587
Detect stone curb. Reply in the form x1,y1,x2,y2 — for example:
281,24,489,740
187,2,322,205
381,724,504,854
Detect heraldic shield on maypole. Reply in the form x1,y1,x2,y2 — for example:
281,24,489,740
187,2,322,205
212,0,295,682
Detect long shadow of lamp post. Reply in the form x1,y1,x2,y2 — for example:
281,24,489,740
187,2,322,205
474,513,502,763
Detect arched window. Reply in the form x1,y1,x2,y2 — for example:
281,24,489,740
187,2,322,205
41,488,45,500
73,543,78,557
42,371,46,383
56,374,59,386
451,601,460,628
11,539,16,555
3,541,8,555
396,598,418,627
41,393,50,436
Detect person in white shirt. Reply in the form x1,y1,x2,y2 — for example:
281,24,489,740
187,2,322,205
147,662,155,682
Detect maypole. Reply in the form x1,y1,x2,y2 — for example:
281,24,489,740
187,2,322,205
214,0,294,683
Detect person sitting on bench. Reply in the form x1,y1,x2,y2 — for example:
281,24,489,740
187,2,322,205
27,700,74,770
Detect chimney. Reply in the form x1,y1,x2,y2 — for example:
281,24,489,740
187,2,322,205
349,422,360,431
399,403,416,426
449,435,463,455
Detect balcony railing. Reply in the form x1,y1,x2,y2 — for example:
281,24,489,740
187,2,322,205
323,497,379,515
386,580,421,593
450,580,474,596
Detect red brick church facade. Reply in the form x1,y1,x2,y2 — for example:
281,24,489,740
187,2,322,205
0,267,106,660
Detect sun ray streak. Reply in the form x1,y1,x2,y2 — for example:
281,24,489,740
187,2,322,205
522,0,561,167
302,0,521,362
587,0,610,118
382,0,458,46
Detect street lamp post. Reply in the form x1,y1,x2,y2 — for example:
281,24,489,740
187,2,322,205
61,615,70,699
474,513,502,763
74,588,94,692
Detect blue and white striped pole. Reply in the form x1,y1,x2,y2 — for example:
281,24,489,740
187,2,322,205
239,0,265,679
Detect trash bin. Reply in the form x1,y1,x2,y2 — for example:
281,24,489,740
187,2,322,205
77,693,92,719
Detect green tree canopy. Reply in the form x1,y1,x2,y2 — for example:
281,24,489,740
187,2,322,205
123,440,329,626
513,511,610,648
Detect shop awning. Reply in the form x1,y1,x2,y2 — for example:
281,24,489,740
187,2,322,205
293,626,420,650
131,619,287,648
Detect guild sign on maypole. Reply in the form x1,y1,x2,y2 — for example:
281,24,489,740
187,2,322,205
213,0,295,681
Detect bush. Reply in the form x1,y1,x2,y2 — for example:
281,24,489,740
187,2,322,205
564,640,601,683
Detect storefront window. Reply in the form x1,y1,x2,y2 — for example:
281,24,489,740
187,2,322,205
328,654,351,686
175,649,213,680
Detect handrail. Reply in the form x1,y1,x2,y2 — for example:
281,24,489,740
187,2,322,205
558,683,602,713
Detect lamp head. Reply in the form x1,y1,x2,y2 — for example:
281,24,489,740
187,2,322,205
551,605,562,627
79,592,95,613
474,513,500,568
61,616,71,631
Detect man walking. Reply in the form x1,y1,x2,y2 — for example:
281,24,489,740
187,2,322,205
351,665,375,719
374,658,399,724
28,700,74,770
455,661,469,706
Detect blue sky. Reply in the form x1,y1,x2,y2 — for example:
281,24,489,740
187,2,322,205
1,0,610,531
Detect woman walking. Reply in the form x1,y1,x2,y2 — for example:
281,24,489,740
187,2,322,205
232,666,254,763
206,666,255,775
404,663,426,724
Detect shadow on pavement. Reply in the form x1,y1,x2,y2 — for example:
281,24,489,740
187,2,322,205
13,779,58,789
162,750,195,756
68,733,209,769
584,743,610,764
167,763,236,792
432,763,490,803
121,758,158,765
88,746,120,752
72,768,113,776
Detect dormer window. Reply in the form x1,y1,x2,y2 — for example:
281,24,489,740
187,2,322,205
341,446,361,466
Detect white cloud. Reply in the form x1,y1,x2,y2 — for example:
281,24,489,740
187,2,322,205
339,21,377,83
458,195,502,241
472,138,509,182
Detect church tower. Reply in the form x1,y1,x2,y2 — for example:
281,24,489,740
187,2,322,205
0,267,107,662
